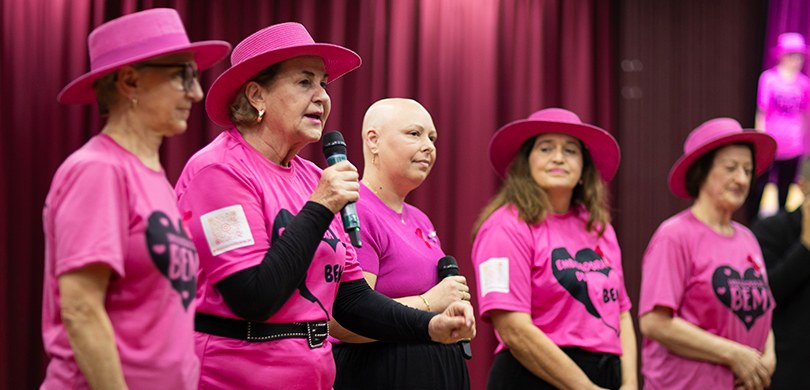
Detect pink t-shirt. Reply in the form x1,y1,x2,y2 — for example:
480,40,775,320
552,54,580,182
175,128,364,390
41,135,200,390
356,183,445,297
757,67,810,159
639,209,774,390
329,184,445,347
472,204,631,356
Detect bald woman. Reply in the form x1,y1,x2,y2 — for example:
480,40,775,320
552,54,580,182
329,98,471,390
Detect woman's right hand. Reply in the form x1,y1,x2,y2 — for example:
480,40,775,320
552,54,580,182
310,160,360,214
727,344,768,390
423,275,469,313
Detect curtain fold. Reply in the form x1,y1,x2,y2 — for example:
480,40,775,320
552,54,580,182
1,1,613,388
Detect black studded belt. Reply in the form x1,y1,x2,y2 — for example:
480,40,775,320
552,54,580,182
195,312,328,348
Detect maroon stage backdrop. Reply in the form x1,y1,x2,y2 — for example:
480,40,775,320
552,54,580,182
1,1,613,388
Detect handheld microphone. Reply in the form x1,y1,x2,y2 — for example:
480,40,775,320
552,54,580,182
322,131,362,248
437,256,473,360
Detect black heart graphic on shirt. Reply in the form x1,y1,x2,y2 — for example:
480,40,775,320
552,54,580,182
146,211,197,310
551,247,611,319
272,208,342,251
712,266,772,330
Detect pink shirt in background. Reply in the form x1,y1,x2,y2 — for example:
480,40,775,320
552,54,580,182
175,128,364,390
757,67,810,159
355,183,444,297
472,204,631,356
639,209,774,390
41,135,200,390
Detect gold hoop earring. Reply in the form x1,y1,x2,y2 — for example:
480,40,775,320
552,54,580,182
372,153,378,165
256,108,265,123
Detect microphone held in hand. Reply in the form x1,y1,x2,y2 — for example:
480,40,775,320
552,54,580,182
436,256,473,360
322,131,362,248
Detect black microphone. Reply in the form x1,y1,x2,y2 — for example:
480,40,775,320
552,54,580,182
322,131,361,248
437,255,472,360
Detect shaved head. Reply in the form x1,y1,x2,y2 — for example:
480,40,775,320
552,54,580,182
360,98,438,195
361,98,435,159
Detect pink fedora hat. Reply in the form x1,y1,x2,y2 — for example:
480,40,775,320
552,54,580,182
205,22,362,127
668,118,776,198
489,108,621,182
58,8,231,104
773,32,808,58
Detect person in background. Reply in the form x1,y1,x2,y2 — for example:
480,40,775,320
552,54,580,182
472,108,637,390
750,156,810,389
639,118,777,390
175,23,475,390
330,98,471,390
42,8,230,389
746,32,810,222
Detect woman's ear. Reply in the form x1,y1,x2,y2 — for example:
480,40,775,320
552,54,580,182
115,66,140,98
365,128,380,154
244,81,266,112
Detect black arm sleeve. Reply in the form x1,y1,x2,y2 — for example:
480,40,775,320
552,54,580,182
332,278,436,343
751,210,810,304
215,201,334,322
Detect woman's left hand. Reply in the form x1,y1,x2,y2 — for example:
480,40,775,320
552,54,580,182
427,301,476,344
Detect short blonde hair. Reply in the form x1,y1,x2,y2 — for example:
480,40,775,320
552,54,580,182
229,62,281,127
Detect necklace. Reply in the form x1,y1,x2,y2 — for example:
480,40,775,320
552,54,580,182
368,183,406,224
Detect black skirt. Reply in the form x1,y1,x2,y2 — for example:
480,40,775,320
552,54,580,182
333,341,470,390
487,347,622,390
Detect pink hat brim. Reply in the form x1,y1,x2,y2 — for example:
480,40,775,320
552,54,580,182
667,131,776,198
771,47,810,59
205,44,361,127
489,119,621,182
57,40,231,104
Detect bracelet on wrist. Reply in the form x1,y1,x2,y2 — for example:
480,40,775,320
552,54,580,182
418,294,431,312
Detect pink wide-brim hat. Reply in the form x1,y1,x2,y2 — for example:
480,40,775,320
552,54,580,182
489,108,621,182
772,32,809,58
57,8,231,104
205,22,362,127
668,118,776,199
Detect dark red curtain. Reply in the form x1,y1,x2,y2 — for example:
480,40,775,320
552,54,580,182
0,1,614,388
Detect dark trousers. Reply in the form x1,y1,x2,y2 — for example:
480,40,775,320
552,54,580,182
333,341,469,390
487,347,622,390
746,157,800,223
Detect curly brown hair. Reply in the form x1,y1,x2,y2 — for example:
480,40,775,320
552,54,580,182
472,136,611,239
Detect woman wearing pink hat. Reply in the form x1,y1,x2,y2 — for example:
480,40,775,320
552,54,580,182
472,108,636,390
746,32,810,222
42,8,230,390
639,118,777,390
174,23,475,389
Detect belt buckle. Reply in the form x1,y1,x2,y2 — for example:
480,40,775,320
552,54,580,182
306,321,328,349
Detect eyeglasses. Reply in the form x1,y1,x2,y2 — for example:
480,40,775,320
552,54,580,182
136,62,199,92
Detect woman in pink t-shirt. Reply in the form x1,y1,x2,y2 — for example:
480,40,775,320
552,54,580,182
175,24,475,390
329,98,471,389
42,9,230,390
472,108,636,390
745,32,810,222
639,118,777,390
